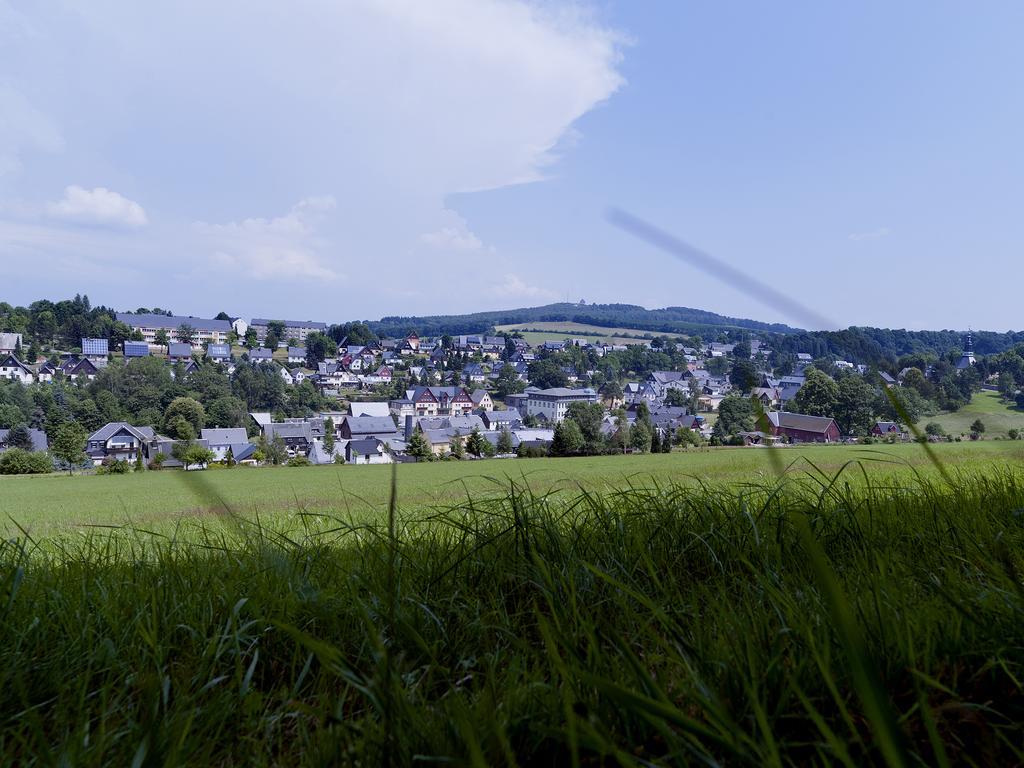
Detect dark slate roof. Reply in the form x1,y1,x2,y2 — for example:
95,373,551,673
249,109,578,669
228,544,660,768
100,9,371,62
207,343,231,358
87,422,156,442
0,428,49,452
288,347,307,357
116,313,231,331
348,438,384,455
249,348,273,360
767,412,837,433
345,416,400,435
251,319,327,330
200,428,248,444
82,338,108,356
168,343,193,357
123,341,150,357
1,354,31,373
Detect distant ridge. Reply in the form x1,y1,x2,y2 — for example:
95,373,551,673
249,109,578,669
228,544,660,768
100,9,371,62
366,302,801,339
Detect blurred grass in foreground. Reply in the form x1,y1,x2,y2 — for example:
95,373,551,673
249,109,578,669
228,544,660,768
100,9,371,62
2,463,1024,765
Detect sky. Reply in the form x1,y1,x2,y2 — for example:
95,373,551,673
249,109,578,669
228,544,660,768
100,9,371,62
2,1,1022,331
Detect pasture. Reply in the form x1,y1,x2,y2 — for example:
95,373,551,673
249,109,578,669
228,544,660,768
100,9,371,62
2,456,1023,764
495,320,680,346
924,389,1024,437
5,441,1023,538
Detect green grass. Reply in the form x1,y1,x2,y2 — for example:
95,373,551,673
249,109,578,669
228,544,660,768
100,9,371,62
6,442,1024,538
496,321,679,346
2,463,1023,764
924,389,1024,437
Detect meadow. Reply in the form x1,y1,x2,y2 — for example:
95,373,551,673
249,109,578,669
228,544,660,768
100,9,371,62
924,389,1024,438
5,441,1024,538
495,321,682,346
1,455,1023,764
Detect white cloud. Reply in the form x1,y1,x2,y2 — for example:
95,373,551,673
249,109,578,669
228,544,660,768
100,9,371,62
0,0,625,313
47,185,148,228
420,210,493,252
196,197,340,281
491,272,558,301
848,227,890,241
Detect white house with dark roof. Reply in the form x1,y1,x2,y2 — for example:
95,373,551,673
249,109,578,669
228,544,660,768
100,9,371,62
287,347,307,363
248,347,273,362
167,343,193,361
86,422,156,465
0,354,33,384
116,313,231,345
207,343,231,363
200,427,249,461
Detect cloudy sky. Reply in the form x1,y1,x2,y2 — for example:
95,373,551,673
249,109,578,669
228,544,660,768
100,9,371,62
2,1,1022,331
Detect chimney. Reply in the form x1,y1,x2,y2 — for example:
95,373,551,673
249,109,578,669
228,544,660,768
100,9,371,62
404,415,414,441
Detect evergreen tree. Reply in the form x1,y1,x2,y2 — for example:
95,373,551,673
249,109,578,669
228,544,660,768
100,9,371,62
496,427,514,454
406,430,432,461
449,430,465,458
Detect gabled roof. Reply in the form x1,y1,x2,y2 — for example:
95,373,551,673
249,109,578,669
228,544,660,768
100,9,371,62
349,401,391,418
766,411,837,434
167,343,193,357
287,347,306,357
249,348,273,360
200,427,248,444
88,422,155,442
345,416,400,435
0,354,32,373
0,427,49,452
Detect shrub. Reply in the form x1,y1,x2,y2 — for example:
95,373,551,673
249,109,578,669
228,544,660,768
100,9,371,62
0,448,53,474
287,456,311,467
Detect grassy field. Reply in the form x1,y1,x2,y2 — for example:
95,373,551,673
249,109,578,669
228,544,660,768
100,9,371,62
6,441,1023,538
495,321,682,346
2,463,1023,764
925,389,1024,437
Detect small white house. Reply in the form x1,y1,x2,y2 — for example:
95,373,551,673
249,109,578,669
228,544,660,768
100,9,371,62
0,355,33,384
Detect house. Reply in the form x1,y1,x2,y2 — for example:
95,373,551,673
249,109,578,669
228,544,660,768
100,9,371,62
364,365,393,385
249,319,327,346
406,386,476,417
404,333,421,353
81,338,109,365
167,343,193,361
766,412,841,443
200,428,250,462
0,427,49,453
207,343,232,363
279,366,294,386
231,318,249,337
86,422,156,465
35,360,57,382
124,341,151,358
523,387,599,423
291,368,313,385
116,313,231,345
346,438,393,464
481,409,521,431
872,421,906,439
66,357,100,382
249,348,273,362
463,363,486,384
0,354,34,384
0,333,23,355
263,421,317,457
879,371,897,386
287,347,307,364
340,416,401,441
469,389,493,411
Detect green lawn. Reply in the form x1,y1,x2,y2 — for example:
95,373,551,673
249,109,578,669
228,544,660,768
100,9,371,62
7,441,1023,538
925,389,1024,437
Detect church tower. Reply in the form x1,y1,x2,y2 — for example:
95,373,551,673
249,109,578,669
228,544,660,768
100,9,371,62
956,330,976,370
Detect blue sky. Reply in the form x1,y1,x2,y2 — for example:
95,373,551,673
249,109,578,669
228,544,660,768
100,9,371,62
2,1,1021,331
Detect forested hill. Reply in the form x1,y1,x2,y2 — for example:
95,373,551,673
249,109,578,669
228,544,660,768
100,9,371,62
367,303,800,338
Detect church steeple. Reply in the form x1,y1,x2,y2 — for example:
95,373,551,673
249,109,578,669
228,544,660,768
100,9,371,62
957,329,976,370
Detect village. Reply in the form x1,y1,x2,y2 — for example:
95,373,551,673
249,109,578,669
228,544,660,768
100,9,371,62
0,304,1001,474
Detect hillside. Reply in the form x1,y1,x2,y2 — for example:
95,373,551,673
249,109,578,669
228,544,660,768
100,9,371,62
923,390,1024,438
367,302,801,338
